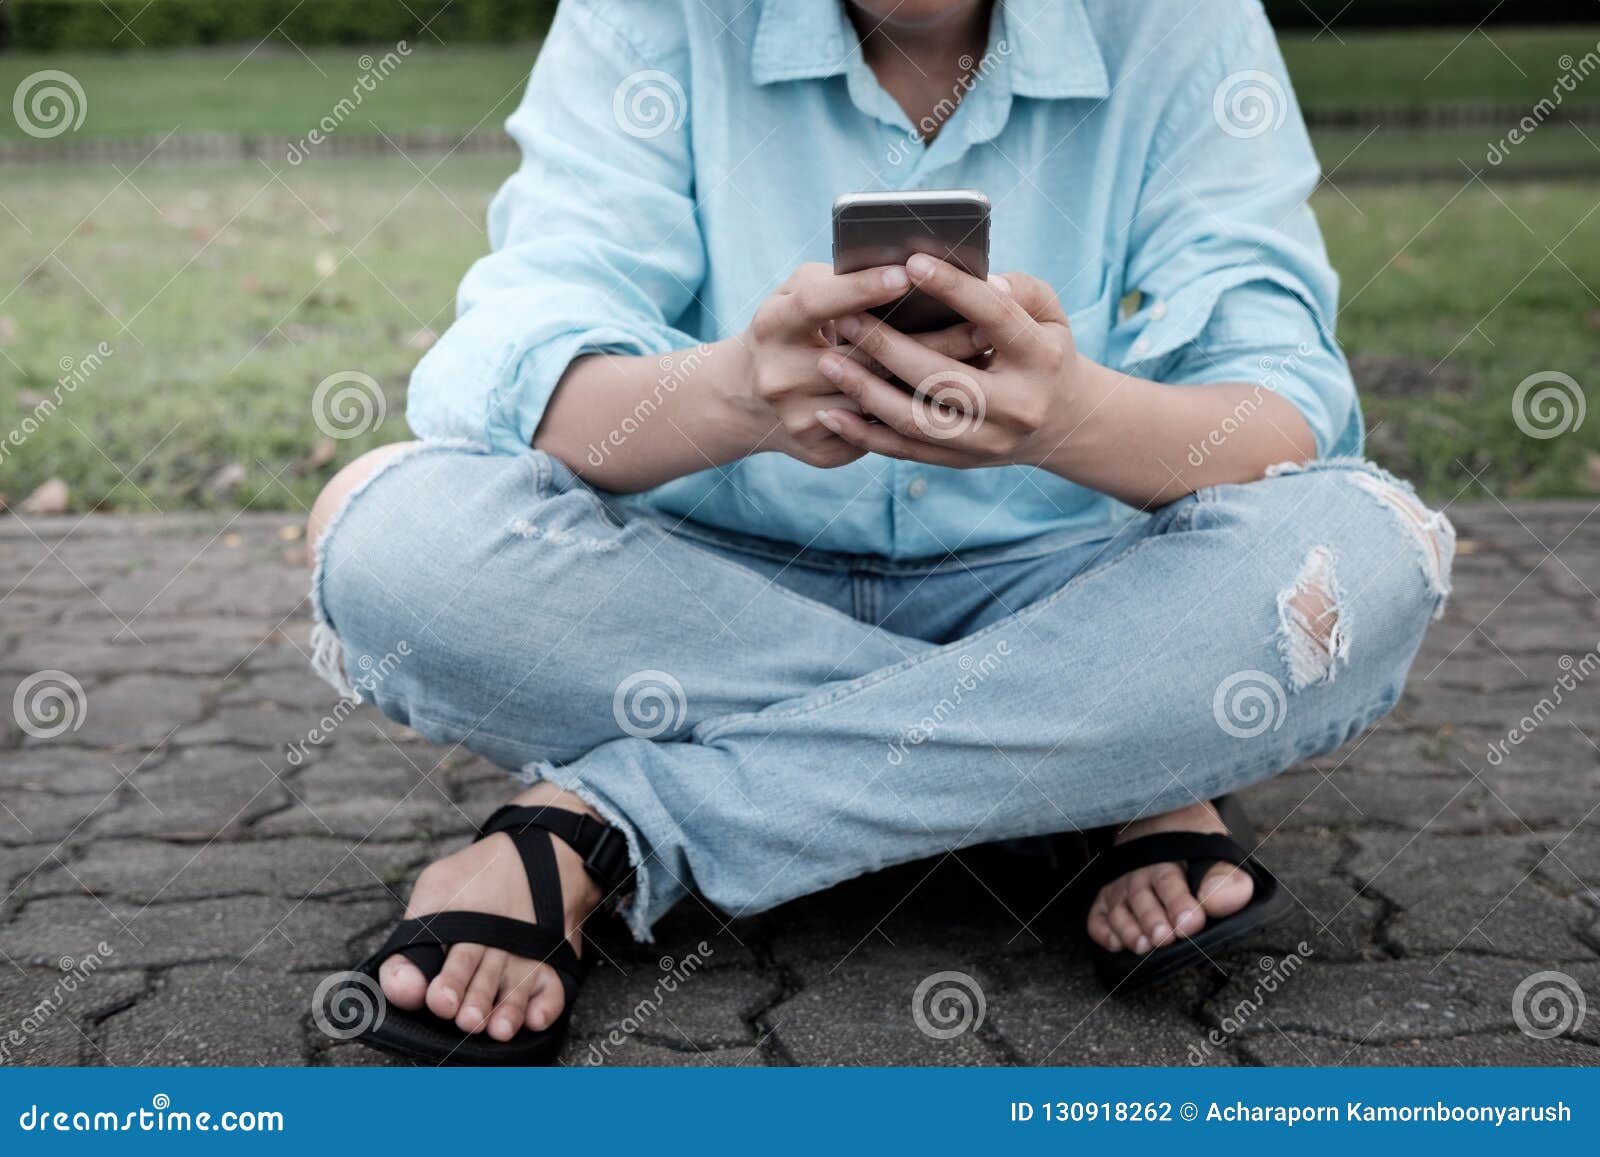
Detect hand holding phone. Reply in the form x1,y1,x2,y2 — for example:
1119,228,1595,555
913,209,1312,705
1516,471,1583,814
832,190,990,333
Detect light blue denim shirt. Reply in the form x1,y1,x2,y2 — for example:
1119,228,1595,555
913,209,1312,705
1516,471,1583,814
407,0,1361,559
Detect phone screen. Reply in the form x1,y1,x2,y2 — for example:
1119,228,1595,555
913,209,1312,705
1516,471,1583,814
833,191,990,332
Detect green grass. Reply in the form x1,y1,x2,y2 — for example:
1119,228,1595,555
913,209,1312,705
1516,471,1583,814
0,155,512,514
1280,24,1600,110
0,42,539,144
1319,180,1600,500
1311,123,1600,181
0,157,1593,513
1,25,1597,149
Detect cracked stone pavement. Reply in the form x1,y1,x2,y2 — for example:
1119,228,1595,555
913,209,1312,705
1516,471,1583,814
3,504,1598,1066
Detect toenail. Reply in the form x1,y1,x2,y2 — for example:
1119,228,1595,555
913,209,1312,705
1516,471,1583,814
493,1017,513,1036
1153,924,1170,942
1135,936,1151,954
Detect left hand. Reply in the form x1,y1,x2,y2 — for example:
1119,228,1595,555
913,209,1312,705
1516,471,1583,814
814,254,1087,468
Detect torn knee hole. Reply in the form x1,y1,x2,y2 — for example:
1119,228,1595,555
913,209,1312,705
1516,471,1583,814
1346,471,1455,613
1277,545,1348,690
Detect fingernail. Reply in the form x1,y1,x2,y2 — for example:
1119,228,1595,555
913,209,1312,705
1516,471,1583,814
882,266,908,290
815,409,841,432
818,353,845,381
989,274,1011,295
835,315,861,340
906,253,937,278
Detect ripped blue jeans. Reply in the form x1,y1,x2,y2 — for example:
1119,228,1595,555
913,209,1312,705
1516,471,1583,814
310,445,1453,939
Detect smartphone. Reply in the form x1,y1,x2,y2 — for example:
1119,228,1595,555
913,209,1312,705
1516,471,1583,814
832,189,990,333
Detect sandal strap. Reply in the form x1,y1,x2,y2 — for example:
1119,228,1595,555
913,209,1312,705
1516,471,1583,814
379,911,581,986
480,804,634,898
1087,831,1252,896
373,803,626,993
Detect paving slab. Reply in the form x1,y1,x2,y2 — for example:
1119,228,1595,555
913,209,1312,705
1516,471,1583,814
2,506,1597,1066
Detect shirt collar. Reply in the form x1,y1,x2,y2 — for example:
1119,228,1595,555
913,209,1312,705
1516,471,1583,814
750,1,1108,101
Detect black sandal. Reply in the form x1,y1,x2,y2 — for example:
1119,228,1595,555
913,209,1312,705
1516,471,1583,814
1083,795,1291,992
332,803,632,1066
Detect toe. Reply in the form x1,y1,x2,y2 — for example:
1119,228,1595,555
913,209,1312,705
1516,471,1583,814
1197,862,1255,921
458,948,508,1034
1125,872,1174,949
488,964,537,1042
427,942,482,1021
1086,899,1117,951
379,953,428,1011
525,965,567,1034
1108,900,1145,955
1152,865,1206,940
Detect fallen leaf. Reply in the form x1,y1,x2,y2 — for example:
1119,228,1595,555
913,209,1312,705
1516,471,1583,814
222,533,243,549
297,437,337,474
205,461,248,497
1454,538,1480,556
19,477,69,515
278,523,304,541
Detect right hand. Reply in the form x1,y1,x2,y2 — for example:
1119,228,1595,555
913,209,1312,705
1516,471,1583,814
736,262,990,468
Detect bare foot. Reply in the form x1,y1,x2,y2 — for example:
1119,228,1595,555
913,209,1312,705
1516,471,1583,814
378,782,602,1040
1086,800,1255,955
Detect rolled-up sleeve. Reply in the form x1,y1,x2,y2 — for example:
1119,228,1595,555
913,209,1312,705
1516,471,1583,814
406,0,704,454
1107,4,1361,458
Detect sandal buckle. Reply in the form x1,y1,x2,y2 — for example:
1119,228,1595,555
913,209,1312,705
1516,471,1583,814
580,825,632,893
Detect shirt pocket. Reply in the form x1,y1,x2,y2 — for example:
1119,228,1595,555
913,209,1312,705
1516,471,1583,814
1060,264,1116,366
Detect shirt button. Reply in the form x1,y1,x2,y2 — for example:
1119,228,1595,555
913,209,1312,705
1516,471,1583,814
907,478,928,500
1149,299,1168,321
1132,336,1151,357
